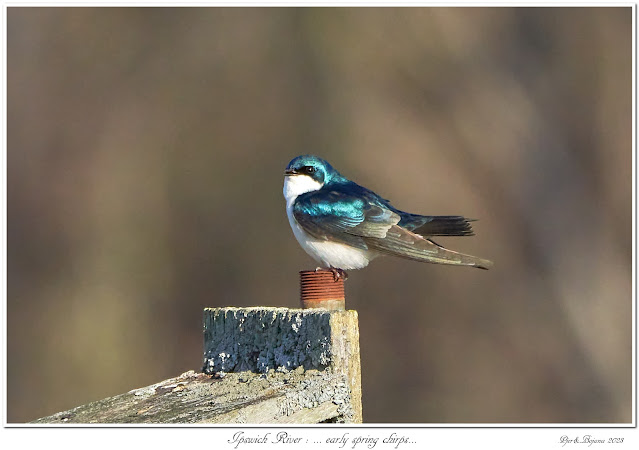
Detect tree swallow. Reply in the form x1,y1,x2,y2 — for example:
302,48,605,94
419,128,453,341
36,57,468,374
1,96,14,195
283,155,493,279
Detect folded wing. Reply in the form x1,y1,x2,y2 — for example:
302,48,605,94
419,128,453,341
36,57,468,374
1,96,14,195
365,224,493,270
293,188,493,270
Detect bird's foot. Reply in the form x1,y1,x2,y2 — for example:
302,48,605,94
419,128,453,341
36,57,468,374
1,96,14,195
314,266,348,281
328,267,348,282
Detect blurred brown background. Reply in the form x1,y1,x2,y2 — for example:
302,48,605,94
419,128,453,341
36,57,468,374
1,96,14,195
7,7,631,423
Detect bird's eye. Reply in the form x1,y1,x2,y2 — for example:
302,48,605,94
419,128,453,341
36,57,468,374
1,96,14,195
305,166,316,174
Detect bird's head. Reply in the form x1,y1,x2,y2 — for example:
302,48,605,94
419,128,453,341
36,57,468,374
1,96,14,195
283,155,341,198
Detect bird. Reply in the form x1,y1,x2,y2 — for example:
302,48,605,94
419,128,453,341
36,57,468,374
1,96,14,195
283,155,493,280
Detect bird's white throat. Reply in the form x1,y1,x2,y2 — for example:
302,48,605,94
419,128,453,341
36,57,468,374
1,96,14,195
283,174,323,205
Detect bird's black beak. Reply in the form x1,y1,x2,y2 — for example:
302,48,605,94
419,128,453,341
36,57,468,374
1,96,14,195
284,168,298,176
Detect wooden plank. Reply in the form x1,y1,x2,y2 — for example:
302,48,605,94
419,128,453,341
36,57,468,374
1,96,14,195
32,369,348,424
33,307,362,424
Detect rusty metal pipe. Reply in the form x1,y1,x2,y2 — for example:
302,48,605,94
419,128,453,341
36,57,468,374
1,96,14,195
299,270,345,310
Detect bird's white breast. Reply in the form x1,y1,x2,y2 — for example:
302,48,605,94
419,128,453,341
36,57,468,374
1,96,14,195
283,175,375,270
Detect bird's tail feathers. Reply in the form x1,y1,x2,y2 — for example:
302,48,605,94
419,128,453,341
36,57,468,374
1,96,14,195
410,215,475,237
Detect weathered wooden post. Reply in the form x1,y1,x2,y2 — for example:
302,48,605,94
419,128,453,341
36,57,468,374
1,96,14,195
200,269,361,423
32,270,362,424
